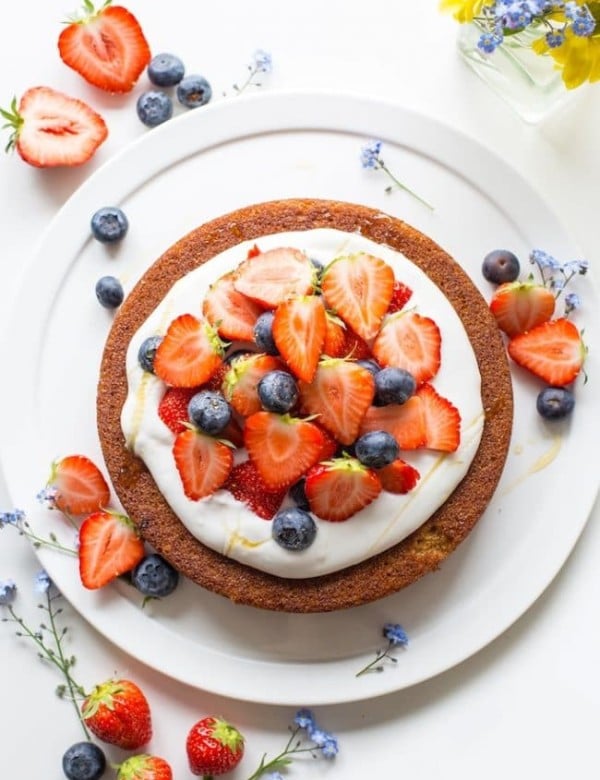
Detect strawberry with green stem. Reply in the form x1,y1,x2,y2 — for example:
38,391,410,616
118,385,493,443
186,716,245,777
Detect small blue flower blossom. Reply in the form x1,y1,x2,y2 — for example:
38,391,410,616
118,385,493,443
253,49,273,73
321,736,339,758
550,277,565,290
294,708,316,729
360,139,382,170
478,31,504,54
565,291,581,311
308,726,334,747
0,508,25,528
0,578,17,606
546,29,565,47
265,774,284,780
383,622,409,646
530,249,562,270
36,486,58,509
34,570,52,595
571,13,595,36
564,1,580,18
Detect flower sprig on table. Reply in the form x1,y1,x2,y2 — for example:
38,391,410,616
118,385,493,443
529,248,588,311
360,140,434,210
440,1,600,89
0,507,77,556
232,49,273,95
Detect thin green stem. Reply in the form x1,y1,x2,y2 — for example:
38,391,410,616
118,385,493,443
378,162,434,211
45,592,90,740
355,640,399,677
234,65,259,95
245,728,316,780
24,529,77,556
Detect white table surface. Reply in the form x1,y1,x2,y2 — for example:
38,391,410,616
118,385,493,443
1,2,599,778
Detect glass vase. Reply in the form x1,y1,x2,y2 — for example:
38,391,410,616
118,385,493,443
457,21,572,123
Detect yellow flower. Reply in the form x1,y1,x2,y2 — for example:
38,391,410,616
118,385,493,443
534,29,600,89
438,0,489,23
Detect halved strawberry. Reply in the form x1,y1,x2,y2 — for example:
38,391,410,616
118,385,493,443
315,425,339,461
246,244,261,259
378,459,420,494
304,457,382,521
321,253,394,340
298,359,375,445
387,280,413,313
204,361,230,393
58,2,151,94
233,248,316,307
223,353,283,416
202,272,264,342
220,417,245,448
1,87,107,168
359,397,426,449
490,281,555,337
417,383,461,452
372,311,441,385
173,429,233,500
224,460,287,519
78,510,145,589
272,296,326,382
48,454,110,515
158,387,197,435
244,412,326,488
340,327,372,359
323,313,347,358
507,317,585,385
154,314,224,388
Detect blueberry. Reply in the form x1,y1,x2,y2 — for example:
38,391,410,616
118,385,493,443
131,553,179,598
90,206,129,243
257,370,299,413
536,386,575,420
253,311,279,355
357,359,381,377
176,74,212,108
62,741,106,780
272,507,317,551
355,430,399,469
137,335,163,373
482,249,520,284
188,391,232,434
374,367,416,405
147,52,185,86
95,276,124,309
289,478,310,511
136,90,173,127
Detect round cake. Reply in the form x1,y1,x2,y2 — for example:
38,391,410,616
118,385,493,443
97,198,513,613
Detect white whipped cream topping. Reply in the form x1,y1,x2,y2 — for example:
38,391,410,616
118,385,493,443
121,228,484,578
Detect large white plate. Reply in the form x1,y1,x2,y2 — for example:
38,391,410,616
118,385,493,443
1,91,598,706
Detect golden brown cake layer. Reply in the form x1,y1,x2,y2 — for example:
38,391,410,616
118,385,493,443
97,199,513,613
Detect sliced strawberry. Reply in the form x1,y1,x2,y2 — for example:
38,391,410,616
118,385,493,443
378,459,421,494
204,361,229,393
48,454,110,515
158,387,197,435
58,3,151,94
173,429,233,500
340,327,372,359
298,359,375,445
417,383,461,452
372,311,441,385
507,317,585,385
387,280,413,313
272,296,326,382
323,313,347,357
246,244,261,259
233,248,316,307
315,425,339,461
359,397,426,449
225,460,287,519
202,272,264,341
1,87,107,168
244,412,326,489
223,353,283,416
220,417,245,448
490,281,555,337
78,510,145,589
154,314,224,388
304,457,382,521
321,253,394,340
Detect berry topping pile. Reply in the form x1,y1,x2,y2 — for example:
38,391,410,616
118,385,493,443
141,246,463,551
483,247,587,420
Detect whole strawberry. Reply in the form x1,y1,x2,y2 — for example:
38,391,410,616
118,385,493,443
186,716,245,777
116,754,172,780
81,679,152,750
